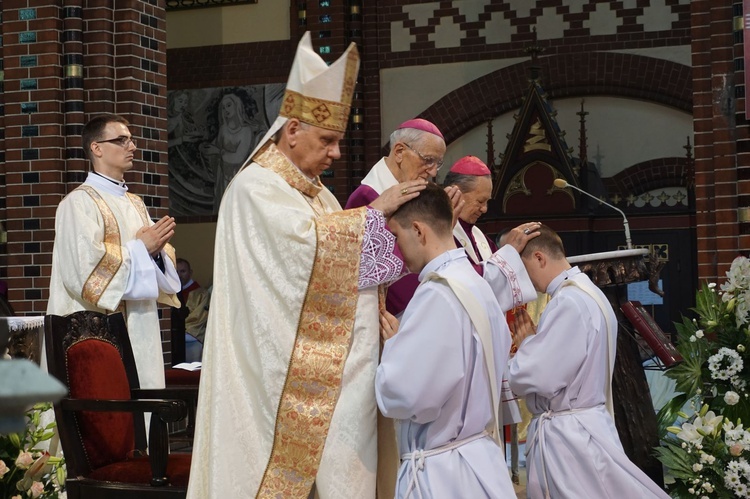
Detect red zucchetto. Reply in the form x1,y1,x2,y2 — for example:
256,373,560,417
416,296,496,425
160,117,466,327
449,156,491,176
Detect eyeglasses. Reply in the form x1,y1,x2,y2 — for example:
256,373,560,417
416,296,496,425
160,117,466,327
403,142,443,169
96,136,136,148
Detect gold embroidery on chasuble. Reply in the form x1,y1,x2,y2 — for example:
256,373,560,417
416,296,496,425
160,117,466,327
126,192,150,226
78,186,123,307
254,142,368,498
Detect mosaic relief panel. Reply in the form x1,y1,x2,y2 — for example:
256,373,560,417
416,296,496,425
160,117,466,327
391,0,690,52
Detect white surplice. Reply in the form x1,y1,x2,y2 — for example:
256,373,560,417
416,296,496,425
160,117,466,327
453,222,522,427
47,172,180,390
509,267,669,499
187,146,404,499
376,249,517,498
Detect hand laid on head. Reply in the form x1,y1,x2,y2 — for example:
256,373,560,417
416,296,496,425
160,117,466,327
370,179,428,217
136,215,176,256
444,185,465,227
380,310,400,341
504,222,542,254
511,307,536,350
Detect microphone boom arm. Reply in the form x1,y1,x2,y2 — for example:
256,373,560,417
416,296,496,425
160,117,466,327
561,181,633,249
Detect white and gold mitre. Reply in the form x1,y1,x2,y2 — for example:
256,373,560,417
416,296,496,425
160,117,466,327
280,32,359,132
242,32,361,167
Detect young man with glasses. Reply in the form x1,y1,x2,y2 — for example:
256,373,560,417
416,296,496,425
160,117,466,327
47,113,181,392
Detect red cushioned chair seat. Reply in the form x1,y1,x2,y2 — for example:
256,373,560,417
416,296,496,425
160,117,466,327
87,453,191,487
165,369,200,386
67,339,135,469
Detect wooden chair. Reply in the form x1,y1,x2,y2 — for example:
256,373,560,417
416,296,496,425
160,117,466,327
45,311,193,498
164,369,200,440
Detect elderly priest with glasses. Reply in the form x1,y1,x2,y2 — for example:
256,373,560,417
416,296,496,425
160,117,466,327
47,113,181,392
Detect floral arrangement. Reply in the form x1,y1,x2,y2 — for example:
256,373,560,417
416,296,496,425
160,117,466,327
0,403,65,499
655,256,750,497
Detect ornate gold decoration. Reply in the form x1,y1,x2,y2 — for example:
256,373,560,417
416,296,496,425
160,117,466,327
126,193,150,226
523,119,551,152
78,186,122,307
255,145,367,497
253,142,323,199
281,90,351,132
64,64,83,78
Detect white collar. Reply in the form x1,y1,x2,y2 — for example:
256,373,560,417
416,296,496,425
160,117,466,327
361,158,398,194
85,171,128,196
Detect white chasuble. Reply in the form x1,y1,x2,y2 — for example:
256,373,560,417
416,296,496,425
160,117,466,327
47,174,179,390
188,143,391,499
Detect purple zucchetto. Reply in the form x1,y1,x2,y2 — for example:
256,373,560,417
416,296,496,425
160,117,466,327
397,118,444,140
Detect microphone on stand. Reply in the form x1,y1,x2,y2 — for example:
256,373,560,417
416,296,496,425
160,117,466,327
553,178,633,249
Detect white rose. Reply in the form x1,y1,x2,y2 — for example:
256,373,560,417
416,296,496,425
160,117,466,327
690,336,697,343
30,482,44,498
15,451,33,469
725,391,741,406
693,463,703,472
695,330,704,338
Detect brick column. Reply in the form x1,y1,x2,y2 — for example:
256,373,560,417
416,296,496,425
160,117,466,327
0,1,6,282
1,1,169,336
737,1,750,253
2,3,65,314
361,2,384,172
691,1,741,280
296,0,362,205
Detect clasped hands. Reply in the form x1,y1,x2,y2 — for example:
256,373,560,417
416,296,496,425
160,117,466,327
136,215,175,256
510,307,537,350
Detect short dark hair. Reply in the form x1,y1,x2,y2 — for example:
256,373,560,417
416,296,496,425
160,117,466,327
176,258,191,270
390,182,453,236
81,114,130,162
521,224,566,259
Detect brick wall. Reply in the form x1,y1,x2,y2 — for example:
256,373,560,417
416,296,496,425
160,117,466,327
691,1,748,281
1,2,170,341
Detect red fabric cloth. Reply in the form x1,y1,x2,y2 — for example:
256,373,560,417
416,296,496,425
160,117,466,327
165,368,201,386
67,340,135,469
87,453,192,486
180,280,201,303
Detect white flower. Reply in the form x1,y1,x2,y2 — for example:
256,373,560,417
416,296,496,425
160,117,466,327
726,391,741,405
0,459,8,478
29,481,44,498
15,451,33,469
677,412,723,445
709,282,717,289
693,463,704,472
702,482,714,493
739,344,747,353
690,335,697,342
708,347,744,380
695,329,704,338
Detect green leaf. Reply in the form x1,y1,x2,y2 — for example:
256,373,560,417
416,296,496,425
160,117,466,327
656,394,690,435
